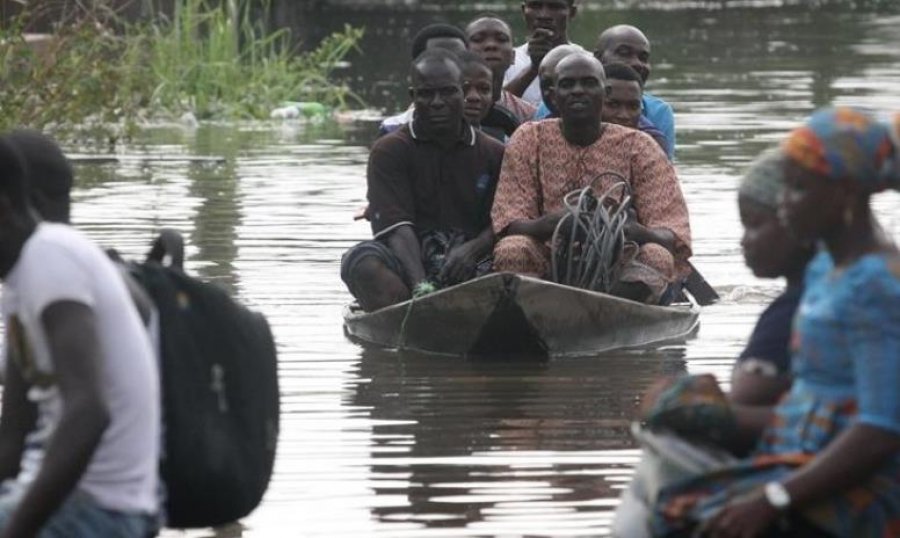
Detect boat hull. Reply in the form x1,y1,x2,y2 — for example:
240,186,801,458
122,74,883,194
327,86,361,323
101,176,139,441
343,273,700,357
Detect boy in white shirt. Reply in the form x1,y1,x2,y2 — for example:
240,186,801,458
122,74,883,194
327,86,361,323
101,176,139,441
503,0,579,105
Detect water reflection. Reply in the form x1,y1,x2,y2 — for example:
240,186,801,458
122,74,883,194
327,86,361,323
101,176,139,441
353,348,687,535
187,130,242,291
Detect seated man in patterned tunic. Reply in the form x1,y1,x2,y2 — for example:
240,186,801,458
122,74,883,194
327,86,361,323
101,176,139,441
490,53,691,304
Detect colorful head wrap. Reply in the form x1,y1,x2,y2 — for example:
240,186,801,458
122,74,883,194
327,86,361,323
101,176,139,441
738,147,786,210
782,106,898,193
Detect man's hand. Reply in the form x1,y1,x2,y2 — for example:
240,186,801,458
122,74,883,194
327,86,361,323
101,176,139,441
438,228,495,286
623,208,645,243
505,29,554,97
506,210,567,242
528,28,555,66
624,217,677,254
698,490,779,538
623,220,646,241
439,242,479,286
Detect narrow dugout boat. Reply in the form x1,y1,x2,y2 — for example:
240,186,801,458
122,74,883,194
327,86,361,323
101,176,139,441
343,272,700,357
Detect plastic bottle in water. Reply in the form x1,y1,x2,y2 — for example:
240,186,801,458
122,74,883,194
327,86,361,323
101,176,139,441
270,101,329,120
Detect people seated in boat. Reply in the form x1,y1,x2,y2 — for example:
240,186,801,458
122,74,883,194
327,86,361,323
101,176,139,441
378,24,468,137
731,148,815,406
504,0,579,106
355,51,515,222
379,23,523,142
342,49,505,312
533,44,584,120
490,53,691,305
595,25,675,159
601,62,669,157
625,107,900,538
465,15,536,124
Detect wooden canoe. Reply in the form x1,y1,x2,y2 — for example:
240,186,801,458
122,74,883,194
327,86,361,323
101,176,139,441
343,272,700,357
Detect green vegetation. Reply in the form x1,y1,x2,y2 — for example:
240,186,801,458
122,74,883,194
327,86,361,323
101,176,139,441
0,0,363,139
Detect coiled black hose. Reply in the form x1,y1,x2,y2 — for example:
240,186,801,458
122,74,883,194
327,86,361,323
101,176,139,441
550,174,637,293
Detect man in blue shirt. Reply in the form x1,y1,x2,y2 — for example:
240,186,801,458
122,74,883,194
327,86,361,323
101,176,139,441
602,62,670,158
595,25,675,159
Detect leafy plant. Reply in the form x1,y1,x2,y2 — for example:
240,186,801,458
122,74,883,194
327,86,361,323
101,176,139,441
0,0,364,140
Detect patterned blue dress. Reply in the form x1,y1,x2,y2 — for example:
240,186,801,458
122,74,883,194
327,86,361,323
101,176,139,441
653,252,900,537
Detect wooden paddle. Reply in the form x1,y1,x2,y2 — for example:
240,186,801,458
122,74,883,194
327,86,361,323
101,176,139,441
684,261,720,306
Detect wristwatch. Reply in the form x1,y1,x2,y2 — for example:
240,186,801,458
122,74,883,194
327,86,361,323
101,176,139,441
764,481,791,510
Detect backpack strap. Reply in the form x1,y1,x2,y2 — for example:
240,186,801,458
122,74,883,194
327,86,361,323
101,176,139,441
146,228,185,270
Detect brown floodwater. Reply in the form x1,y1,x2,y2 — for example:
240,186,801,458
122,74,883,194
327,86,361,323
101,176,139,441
58,3,900,537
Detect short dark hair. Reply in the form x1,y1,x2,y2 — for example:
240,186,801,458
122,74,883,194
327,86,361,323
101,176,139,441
594,25,650,57
410,23,468,60
7,129,72,223
0,135,29,211
465,13,512,36
602,62,642,84
410,48,463,82
457,50,491,72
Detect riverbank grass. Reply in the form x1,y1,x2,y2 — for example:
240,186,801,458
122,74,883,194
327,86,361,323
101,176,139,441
0,0,363,138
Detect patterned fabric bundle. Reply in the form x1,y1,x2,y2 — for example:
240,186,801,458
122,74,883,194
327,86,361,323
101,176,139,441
738,147,787,210
611,375,739,538
782,106,898,193
642,374,737,447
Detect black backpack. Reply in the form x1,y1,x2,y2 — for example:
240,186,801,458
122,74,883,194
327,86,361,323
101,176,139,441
129,230,280,529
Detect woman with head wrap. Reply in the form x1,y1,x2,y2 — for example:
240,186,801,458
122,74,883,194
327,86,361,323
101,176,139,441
730,148,817,406
629,107,900,538
611,149,816,537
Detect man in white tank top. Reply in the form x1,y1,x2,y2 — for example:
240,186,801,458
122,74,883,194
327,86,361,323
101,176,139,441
0,136,160,537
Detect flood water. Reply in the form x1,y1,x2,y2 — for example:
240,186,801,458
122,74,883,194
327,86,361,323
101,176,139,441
62,3,900,537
